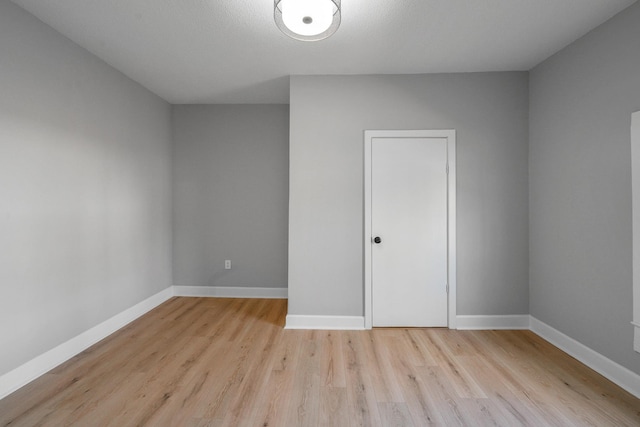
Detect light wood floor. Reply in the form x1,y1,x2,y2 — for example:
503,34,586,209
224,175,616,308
1,298,639,426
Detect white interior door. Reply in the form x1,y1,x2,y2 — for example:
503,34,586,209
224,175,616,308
371,136,448,327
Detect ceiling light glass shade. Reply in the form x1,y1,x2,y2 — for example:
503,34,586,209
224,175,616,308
274,0,341,41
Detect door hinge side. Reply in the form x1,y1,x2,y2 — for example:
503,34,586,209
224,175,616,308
446,163,449,174
446,283,449,293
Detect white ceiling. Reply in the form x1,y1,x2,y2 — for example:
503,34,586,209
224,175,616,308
11,0,637,104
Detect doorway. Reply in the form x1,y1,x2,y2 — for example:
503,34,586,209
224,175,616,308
364,130,456,329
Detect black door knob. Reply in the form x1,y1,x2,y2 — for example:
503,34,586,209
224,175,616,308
373,236,382,244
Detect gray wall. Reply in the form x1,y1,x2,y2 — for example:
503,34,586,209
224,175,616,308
289,73,529,316
0,2,173,376
530,2,640,373
172,105,289,288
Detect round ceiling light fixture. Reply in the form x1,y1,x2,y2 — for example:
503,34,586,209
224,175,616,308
274,0,341,41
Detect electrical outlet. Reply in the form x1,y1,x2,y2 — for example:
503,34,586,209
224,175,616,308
225,260,231,270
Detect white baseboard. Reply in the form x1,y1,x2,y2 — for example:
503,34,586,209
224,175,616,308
530,316,640,399
456,314,530,330
0,287,174,400
173,285,287,299
285,315,365,330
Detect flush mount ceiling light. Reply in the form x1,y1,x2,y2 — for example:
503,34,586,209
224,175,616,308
274,0,341,41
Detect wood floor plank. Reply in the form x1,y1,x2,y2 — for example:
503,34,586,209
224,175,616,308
318,387,348,426
378,402,414,427
319,331,347,388
359,331,403,404
384,353,448,425
284,335,322,426
455,354,558,427
342,331,384,427
419,329,487,399
249,368,296,427
464,331,587,426
1,297,639,427
370,333,407,403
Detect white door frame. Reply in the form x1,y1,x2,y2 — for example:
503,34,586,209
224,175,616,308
364,129,456,329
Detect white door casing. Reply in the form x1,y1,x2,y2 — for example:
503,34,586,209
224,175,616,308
364,130,456,329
